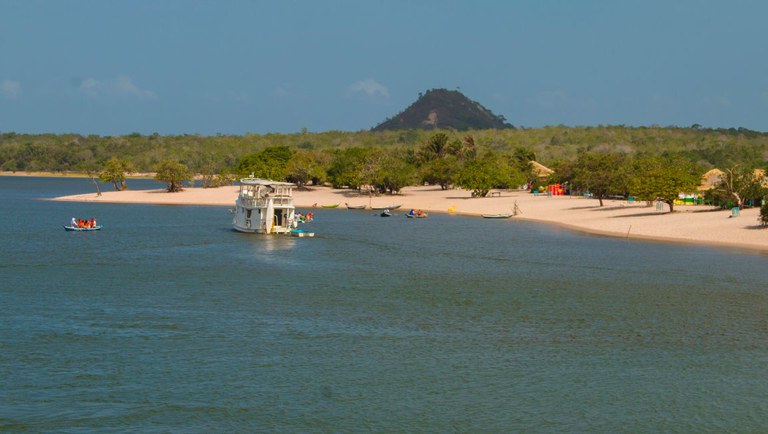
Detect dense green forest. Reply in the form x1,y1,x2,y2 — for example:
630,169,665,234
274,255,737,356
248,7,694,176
2,125,767,175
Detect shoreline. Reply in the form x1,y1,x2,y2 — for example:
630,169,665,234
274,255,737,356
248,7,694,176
49,184,768,253
0,171,157,179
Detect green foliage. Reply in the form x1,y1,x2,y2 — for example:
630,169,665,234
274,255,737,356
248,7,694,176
711,166,767,209
628,156,700,212
2,126,767,203
154,159,191,192
572,152,629,206
99,157,131,191
2,126,767,176
456,153,524,197
326,147,372,189
285,150,326,188
421,155,461,189
371,150,416,194
760,200,768,226
545,159,576,185
236,145,293,180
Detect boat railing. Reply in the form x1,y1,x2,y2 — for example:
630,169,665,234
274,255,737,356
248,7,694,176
271,196,293,206
239,196,294,208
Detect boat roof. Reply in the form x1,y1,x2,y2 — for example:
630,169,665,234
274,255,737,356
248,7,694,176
238,177,295,187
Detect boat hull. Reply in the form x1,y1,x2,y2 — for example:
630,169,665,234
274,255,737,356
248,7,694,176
372,205,402,210
64,225,102,231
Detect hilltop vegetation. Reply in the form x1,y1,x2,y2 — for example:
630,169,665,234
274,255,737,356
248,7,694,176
1,125,766,175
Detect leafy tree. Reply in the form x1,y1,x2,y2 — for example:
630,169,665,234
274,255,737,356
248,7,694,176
327,147,371,189
154,159,191,192
455,152,522,197
760,200,768,226
421,133,450,161
99,157,131,191
421,155,461,189
236,146,293,180
285,150,326,188
628,156,699,213
571,152,628,206
511,146,536,167
545,159,576,186
372,150,416,194
713,166,766,209
458,135,477,159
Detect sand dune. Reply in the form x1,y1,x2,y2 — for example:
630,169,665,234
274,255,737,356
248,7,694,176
52,185,768,252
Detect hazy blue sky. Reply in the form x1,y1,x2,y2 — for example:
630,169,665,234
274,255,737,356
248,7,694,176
1,0,767,135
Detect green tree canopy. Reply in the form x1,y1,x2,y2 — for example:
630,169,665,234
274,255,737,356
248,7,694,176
712,166,767,209
327,147,372,189
456,152,523,197
154,159,191,192
99,157,132,191
371,149,417,194
421,155,461,190
628,156,700,213
285,150,326,188
572,152,629,206
236,145,293,180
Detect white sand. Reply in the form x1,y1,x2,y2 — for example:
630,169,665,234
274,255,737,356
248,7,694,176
52,185,768,252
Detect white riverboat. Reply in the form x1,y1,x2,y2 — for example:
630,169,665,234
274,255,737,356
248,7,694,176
232,176,305,235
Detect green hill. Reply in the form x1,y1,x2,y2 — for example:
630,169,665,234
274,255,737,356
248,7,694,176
372,88,513,131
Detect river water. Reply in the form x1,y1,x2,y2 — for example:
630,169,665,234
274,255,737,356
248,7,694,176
1,176,767,432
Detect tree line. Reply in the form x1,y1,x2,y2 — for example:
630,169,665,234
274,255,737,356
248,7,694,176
2,127,768,222
2,125,767,174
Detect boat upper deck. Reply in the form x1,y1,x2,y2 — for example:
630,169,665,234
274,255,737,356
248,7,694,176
237,177,296,208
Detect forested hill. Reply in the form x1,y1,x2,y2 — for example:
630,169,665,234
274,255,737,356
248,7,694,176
372,88,513,131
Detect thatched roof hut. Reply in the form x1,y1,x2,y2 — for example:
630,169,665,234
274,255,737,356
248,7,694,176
530,161,554,178
698,168,768,190
697,168,724,190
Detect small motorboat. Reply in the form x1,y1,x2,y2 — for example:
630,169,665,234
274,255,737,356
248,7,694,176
64,225,102,231
380,209,392,217
290,229,315,237
481,213,512,219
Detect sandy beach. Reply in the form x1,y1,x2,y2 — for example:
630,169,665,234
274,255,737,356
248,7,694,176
49,184,768,252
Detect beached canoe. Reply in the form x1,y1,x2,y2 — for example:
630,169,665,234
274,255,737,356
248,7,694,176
481,214,512,219
371,204,402,210
321,204,340,208
345,203,366,209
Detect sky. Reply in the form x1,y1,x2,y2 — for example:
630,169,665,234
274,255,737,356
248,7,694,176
1,0,767,135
